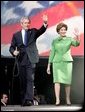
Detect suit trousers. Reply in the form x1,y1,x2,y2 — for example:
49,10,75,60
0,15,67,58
18,56,35,105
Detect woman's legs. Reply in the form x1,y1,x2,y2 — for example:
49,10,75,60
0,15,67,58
65,85,71,104
54,83,60,105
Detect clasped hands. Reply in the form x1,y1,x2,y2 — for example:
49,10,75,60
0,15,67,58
13,47,19,56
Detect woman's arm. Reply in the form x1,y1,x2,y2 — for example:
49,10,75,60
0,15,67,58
71,28,80,46
73,28,80,42
47,63,51,74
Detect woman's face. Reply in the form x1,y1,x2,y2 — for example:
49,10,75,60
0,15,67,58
59,27,67,37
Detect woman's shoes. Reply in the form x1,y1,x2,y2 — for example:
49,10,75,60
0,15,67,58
55,100,60,106
55,103,60,106
66,103,71,106
66,100,71,106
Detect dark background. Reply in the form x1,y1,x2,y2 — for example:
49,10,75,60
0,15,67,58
1,56,84,105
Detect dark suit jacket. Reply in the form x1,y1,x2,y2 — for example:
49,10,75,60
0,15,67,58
1,101,6,106
9,25,47,64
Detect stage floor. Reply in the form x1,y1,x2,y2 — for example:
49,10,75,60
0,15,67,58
1,105,83,111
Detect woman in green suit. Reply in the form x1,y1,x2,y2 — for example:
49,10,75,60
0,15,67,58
47,23,80,105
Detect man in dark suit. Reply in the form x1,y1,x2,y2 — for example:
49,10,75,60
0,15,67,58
1,93,8,106
9,15,48,106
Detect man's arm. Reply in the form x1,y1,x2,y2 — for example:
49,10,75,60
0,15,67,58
9,34,19,57
36,14,48,38
43,14,48,28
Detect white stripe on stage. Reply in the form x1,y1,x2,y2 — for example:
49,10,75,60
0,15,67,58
1,105,83,111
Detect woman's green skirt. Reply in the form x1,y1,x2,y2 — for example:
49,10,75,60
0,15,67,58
53,62,72,84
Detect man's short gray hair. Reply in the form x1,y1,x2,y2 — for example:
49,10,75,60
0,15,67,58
20,16,31,23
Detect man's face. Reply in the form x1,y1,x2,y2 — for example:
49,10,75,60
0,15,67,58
21,18,31,30
3,94,8,104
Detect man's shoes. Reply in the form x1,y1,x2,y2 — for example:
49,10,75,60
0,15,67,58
22,100,33,106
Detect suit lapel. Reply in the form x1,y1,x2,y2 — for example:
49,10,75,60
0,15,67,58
18,30,33,45
27,30,32,45
19,31,23,44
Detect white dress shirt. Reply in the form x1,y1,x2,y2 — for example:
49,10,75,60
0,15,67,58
21,29,26,44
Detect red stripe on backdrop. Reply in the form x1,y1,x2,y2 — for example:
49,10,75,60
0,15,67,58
30,1,80,28
72,1,84,8
1,1,81,44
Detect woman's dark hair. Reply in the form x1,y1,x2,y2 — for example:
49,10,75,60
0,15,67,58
56,23,68,33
